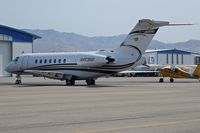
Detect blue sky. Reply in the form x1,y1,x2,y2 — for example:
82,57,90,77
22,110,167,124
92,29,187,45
1,0,200,42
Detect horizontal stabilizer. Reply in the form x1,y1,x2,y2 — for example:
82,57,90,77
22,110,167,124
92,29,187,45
168,24,193,26
136,19,170,29
138,19,193,29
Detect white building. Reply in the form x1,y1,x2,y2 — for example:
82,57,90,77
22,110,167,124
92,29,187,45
144,49,200,65
0,25,41,77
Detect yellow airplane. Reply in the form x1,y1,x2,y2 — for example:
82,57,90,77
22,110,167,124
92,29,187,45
158,65,200,82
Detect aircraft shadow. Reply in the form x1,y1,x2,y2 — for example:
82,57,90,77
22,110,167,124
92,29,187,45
0,82,121,88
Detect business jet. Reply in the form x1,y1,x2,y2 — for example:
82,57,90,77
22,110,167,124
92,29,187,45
5,19,189,85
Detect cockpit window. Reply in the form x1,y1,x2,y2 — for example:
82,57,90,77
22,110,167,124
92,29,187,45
14,57,19,62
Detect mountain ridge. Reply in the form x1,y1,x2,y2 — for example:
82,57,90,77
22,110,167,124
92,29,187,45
24,29,200,54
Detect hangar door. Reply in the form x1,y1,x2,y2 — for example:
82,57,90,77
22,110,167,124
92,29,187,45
0,42,12,76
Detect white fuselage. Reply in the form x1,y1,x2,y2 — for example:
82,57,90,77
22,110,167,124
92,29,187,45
6,47,141,80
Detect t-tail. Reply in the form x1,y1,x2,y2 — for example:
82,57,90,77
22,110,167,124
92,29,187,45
120,19,170,54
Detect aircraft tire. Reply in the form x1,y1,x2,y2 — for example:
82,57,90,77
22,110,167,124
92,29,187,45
66,79,75,86
15,80,21,85
159,78,164,83
70,79,75,85
86,79,95,86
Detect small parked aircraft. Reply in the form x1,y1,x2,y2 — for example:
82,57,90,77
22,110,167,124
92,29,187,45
119,64,200,82
158,65,200,82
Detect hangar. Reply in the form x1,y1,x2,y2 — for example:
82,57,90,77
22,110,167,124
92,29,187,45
0,25,41,77
145,49,200,65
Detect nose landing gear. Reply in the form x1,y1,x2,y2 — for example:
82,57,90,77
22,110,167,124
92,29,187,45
170,78,174,83
15,74,22,85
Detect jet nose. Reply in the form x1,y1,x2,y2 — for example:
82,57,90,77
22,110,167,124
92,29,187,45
5,62,14,73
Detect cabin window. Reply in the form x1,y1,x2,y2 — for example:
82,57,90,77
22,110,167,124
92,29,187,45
63,59,66,63
40,59,42,64
54,59,57,63
35,59,38,64
99,49,105,51
44,59,47,64
49,59,52,63
58,59,62,63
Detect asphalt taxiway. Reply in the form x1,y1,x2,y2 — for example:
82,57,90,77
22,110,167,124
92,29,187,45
0,77,200,133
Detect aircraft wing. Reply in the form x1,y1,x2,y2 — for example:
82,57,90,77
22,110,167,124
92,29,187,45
24,70,72,80
115,70,159,77
119,70,158,74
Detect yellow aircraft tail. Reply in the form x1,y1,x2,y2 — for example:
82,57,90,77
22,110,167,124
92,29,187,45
193,65,200,78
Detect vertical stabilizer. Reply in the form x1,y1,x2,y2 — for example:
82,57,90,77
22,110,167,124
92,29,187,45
193,65,200,78
120,19,169,54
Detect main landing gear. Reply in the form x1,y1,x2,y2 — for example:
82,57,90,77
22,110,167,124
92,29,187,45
159,77,174,83
15,74,22,85
65,78,75,86
159,78,164,83
86,79,95,86
65,79,95,86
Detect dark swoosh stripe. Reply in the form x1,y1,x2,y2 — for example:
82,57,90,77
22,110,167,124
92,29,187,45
30,63,134,71
128,28,158,35
30,66,121,72
120,44,142,64
32,63,77,69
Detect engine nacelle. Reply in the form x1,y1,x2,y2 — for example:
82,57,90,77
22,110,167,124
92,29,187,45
77,54,115,67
